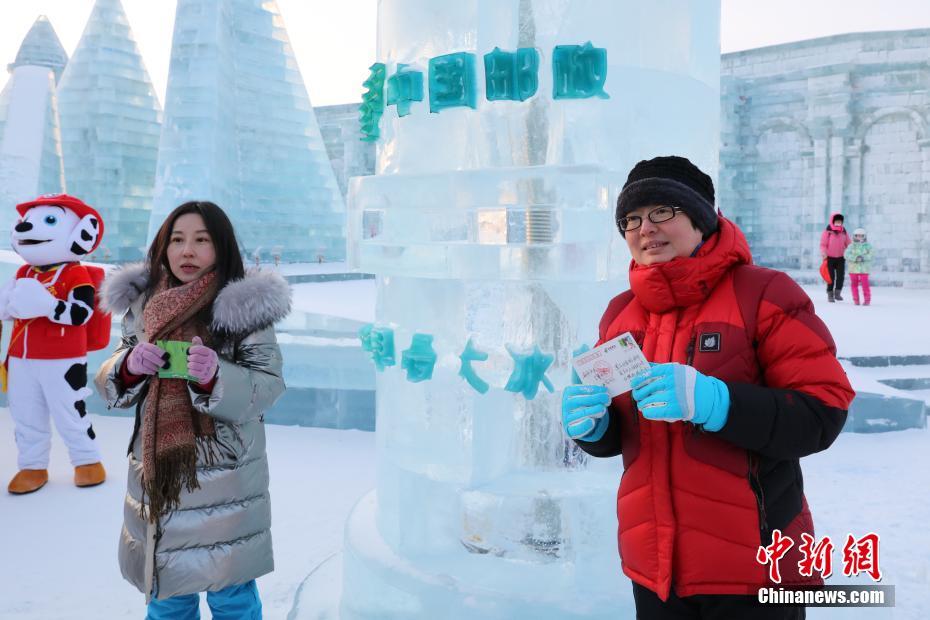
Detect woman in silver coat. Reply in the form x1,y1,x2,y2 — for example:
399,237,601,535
95,201,290,619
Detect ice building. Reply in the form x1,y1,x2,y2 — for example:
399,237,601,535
337,1,721,617
149,0,346,263
316,103,377,199
56,0,162,262
720,29,930,277
0,16,68,239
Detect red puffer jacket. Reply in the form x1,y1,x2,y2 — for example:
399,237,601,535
576,217,854,600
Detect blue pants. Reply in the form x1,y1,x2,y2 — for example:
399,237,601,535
146,580,261,620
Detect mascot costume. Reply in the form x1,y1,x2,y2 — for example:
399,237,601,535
1,194,110,494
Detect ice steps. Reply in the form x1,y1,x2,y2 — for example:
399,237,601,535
840,355,930,432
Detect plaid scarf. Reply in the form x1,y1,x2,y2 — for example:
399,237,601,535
140,271,219,522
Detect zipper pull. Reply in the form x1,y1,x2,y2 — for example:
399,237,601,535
686,335,696,366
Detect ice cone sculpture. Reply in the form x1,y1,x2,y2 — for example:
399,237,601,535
150,0,346,263
341,1,721,617
56,0,162,262
0,16,68,240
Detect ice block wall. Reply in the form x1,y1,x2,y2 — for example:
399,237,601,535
342,1,720,617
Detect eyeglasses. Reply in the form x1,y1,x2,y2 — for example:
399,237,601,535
617,205,683,232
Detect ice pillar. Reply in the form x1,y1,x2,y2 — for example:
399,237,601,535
342,1,720,617
0,16,68,241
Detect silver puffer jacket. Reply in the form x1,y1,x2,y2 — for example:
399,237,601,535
94,264,291,601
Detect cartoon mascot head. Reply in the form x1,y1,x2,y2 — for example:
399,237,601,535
11,194,104,266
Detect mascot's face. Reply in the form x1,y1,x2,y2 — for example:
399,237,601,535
11,205,98,265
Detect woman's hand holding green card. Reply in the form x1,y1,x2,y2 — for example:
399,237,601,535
156,340,197,381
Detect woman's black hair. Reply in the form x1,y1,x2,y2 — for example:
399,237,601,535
145,201,245,300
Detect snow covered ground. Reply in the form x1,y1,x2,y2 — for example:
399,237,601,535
807,285,930,357
291,278,375,325
0,415,375,619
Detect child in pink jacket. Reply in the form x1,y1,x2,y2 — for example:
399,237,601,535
820,213,851,302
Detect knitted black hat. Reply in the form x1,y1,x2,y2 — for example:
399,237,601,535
615,156,718,236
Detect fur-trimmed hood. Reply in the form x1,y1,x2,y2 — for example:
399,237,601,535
101,263,292,335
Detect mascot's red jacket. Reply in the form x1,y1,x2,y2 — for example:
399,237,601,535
8,263,96,359
574,217,855,599
2,193,108,376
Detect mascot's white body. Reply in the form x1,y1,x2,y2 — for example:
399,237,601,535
1,194,108,494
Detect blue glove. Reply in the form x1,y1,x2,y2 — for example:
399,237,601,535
630,363,730,431
561,384,610,441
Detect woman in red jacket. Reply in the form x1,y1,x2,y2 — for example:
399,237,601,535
561,156,855,620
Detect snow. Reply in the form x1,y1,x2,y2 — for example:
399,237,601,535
0,413,375,619
291,278,375,324
802,428,930,620
803,283,930,411
270,262,356,277
804,284,930,357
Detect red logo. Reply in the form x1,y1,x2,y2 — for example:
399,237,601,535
593,361,613,382
798,533,834,579
842,533,882,581
756,529,794,583
756,531,883,583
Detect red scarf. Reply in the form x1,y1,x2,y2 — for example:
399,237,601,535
628,217,752,313
140,271,219,522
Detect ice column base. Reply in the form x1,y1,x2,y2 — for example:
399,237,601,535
340,486,636,620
